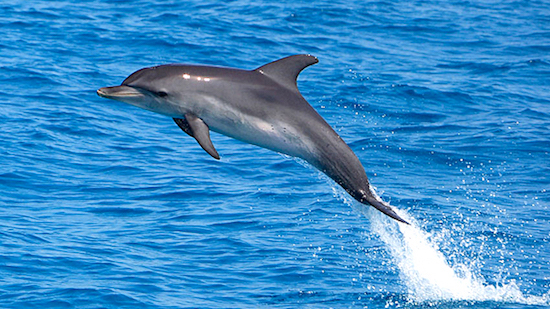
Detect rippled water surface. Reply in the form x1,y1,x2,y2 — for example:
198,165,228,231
1,0,549,308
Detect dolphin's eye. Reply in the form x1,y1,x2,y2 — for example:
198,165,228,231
157,91,168,97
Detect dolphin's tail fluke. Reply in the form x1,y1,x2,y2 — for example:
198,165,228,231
362,186,410,225
364,197,410,225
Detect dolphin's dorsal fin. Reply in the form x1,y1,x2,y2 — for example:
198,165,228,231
255,55,318,92
173,114,220,160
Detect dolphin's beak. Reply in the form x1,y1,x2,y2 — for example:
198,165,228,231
97,85,144,99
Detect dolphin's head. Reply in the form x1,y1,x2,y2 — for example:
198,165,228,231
97,65,194,117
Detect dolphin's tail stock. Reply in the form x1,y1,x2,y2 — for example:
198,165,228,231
361,186,409,225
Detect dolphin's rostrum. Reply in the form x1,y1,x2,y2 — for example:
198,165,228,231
97,55,409,224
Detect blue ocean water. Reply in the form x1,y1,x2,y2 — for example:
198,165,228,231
1,0,549,307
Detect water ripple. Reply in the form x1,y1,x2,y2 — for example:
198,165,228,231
1,0,549,308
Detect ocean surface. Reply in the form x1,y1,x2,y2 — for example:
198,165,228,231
1,0,549,308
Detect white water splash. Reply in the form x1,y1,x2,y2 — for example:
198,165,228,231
359,204,550,306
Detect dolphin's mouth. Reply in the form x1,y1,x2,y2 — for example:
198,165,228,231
97,85,145,99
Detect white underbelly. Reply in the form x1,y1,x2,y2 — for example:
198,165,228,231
189,96,315,159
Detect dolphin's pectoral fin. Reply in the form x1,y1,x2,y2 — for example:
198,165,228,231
173,115,220,160
255,54,318,92
173,117,193,137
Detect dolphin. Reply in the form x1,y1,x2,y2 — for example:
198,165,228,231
97,55,408,224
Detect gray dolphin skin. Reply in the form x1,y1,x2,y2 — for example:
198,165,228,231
97,55,409,224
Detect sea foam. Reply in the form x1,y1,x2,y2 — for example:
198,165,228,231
360,188,549,306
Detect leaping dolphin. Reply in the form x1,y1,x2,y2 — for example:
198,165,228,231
97,55,408,224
